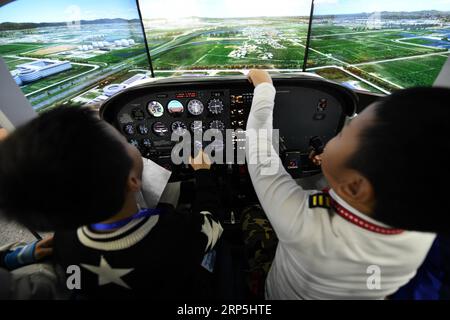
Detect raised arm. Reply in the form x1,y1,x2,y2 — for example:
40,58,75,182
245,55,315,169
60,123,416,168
245,70,311,243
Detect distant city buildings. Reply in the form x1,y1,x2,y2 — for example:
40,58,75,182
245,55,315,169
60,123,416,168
77,38,136,52
227,27,286,60
10,59,72,85
228,42,258,58
259,52,274,60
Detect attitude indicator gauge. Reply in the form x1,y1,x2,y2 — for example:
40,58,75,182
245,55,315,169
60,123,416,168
208,99,224,115
167,100,184,115
187,99,204,116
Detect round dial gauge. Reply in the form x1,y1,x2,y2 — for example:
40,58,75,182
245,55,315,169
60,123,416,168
131,108,145,121
137,124,149,135
167,100,184,114
209,120,225,131
123,124,135,135
190,121,204,133
152,121,169,137
187,99,204,116
208,99,224,115
147,101,164,118
128,138,140,149
141,138,152,149
171,121,187,135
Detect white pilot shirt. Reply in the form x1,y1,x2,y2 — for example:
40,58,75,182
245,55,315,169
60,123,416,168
245,82,436,300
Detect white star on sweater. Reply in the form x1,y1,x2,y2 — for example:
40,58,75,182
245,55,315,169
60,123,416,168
200,211,223,252
81,256,134,289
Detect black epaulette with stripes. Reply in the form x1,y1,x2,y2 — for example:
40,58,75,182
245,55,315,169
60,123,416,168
308,192,331,209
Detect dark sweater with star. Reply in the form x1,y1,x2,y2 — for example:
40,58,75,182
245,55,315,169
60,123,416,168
54,170,223,299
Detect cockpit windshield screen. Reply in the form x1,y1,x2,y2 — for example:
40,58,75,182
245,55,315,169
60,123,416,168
138,0,311,75
1,0,449,112
0,0,149,112
306,0,450,94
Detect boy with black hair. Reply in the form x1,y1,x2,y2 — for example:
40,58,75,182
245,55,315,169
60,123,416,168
246,69,449,299
0,107,223,299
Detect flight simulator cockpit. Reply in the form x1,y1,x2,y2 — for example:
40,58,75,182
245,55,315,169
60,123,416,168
1,0,450,303
100,74,356,181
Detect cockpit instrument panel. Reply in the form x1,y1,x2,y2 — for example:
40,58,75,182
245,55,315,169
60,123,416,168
100,75,357,181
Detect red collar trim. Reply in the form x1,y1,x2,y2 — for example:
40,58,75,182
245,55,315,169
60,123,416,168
323,189,404,235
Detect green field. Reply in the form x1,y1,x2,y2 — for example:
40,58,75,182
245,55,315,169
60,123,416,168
154,71,177,77
309,25,353,36
400,37,450,47
308,30,442,66
21,64,94,95
304,26,450,91
87,45,147,64
358,54,449,88
400,38,436,46
153,40,305,70
311,67,384,93
149,22,307,70
0,43,45,55
153,42,223,69
2,56,29,69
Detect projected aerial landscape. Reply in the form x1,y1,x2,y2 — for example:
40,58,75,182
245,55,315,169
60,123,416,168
145,11,450,94
0,0,449,110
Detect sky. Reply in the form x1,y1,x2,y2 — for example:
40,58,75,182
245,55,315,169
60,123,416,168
1,0,450,23
138,0,312,19
139,0,450,18
0,0,140,23
314,0,450,15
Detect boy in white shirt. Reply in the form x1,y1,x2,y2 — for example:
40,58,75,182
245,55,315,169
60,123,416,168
245,69,450,299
